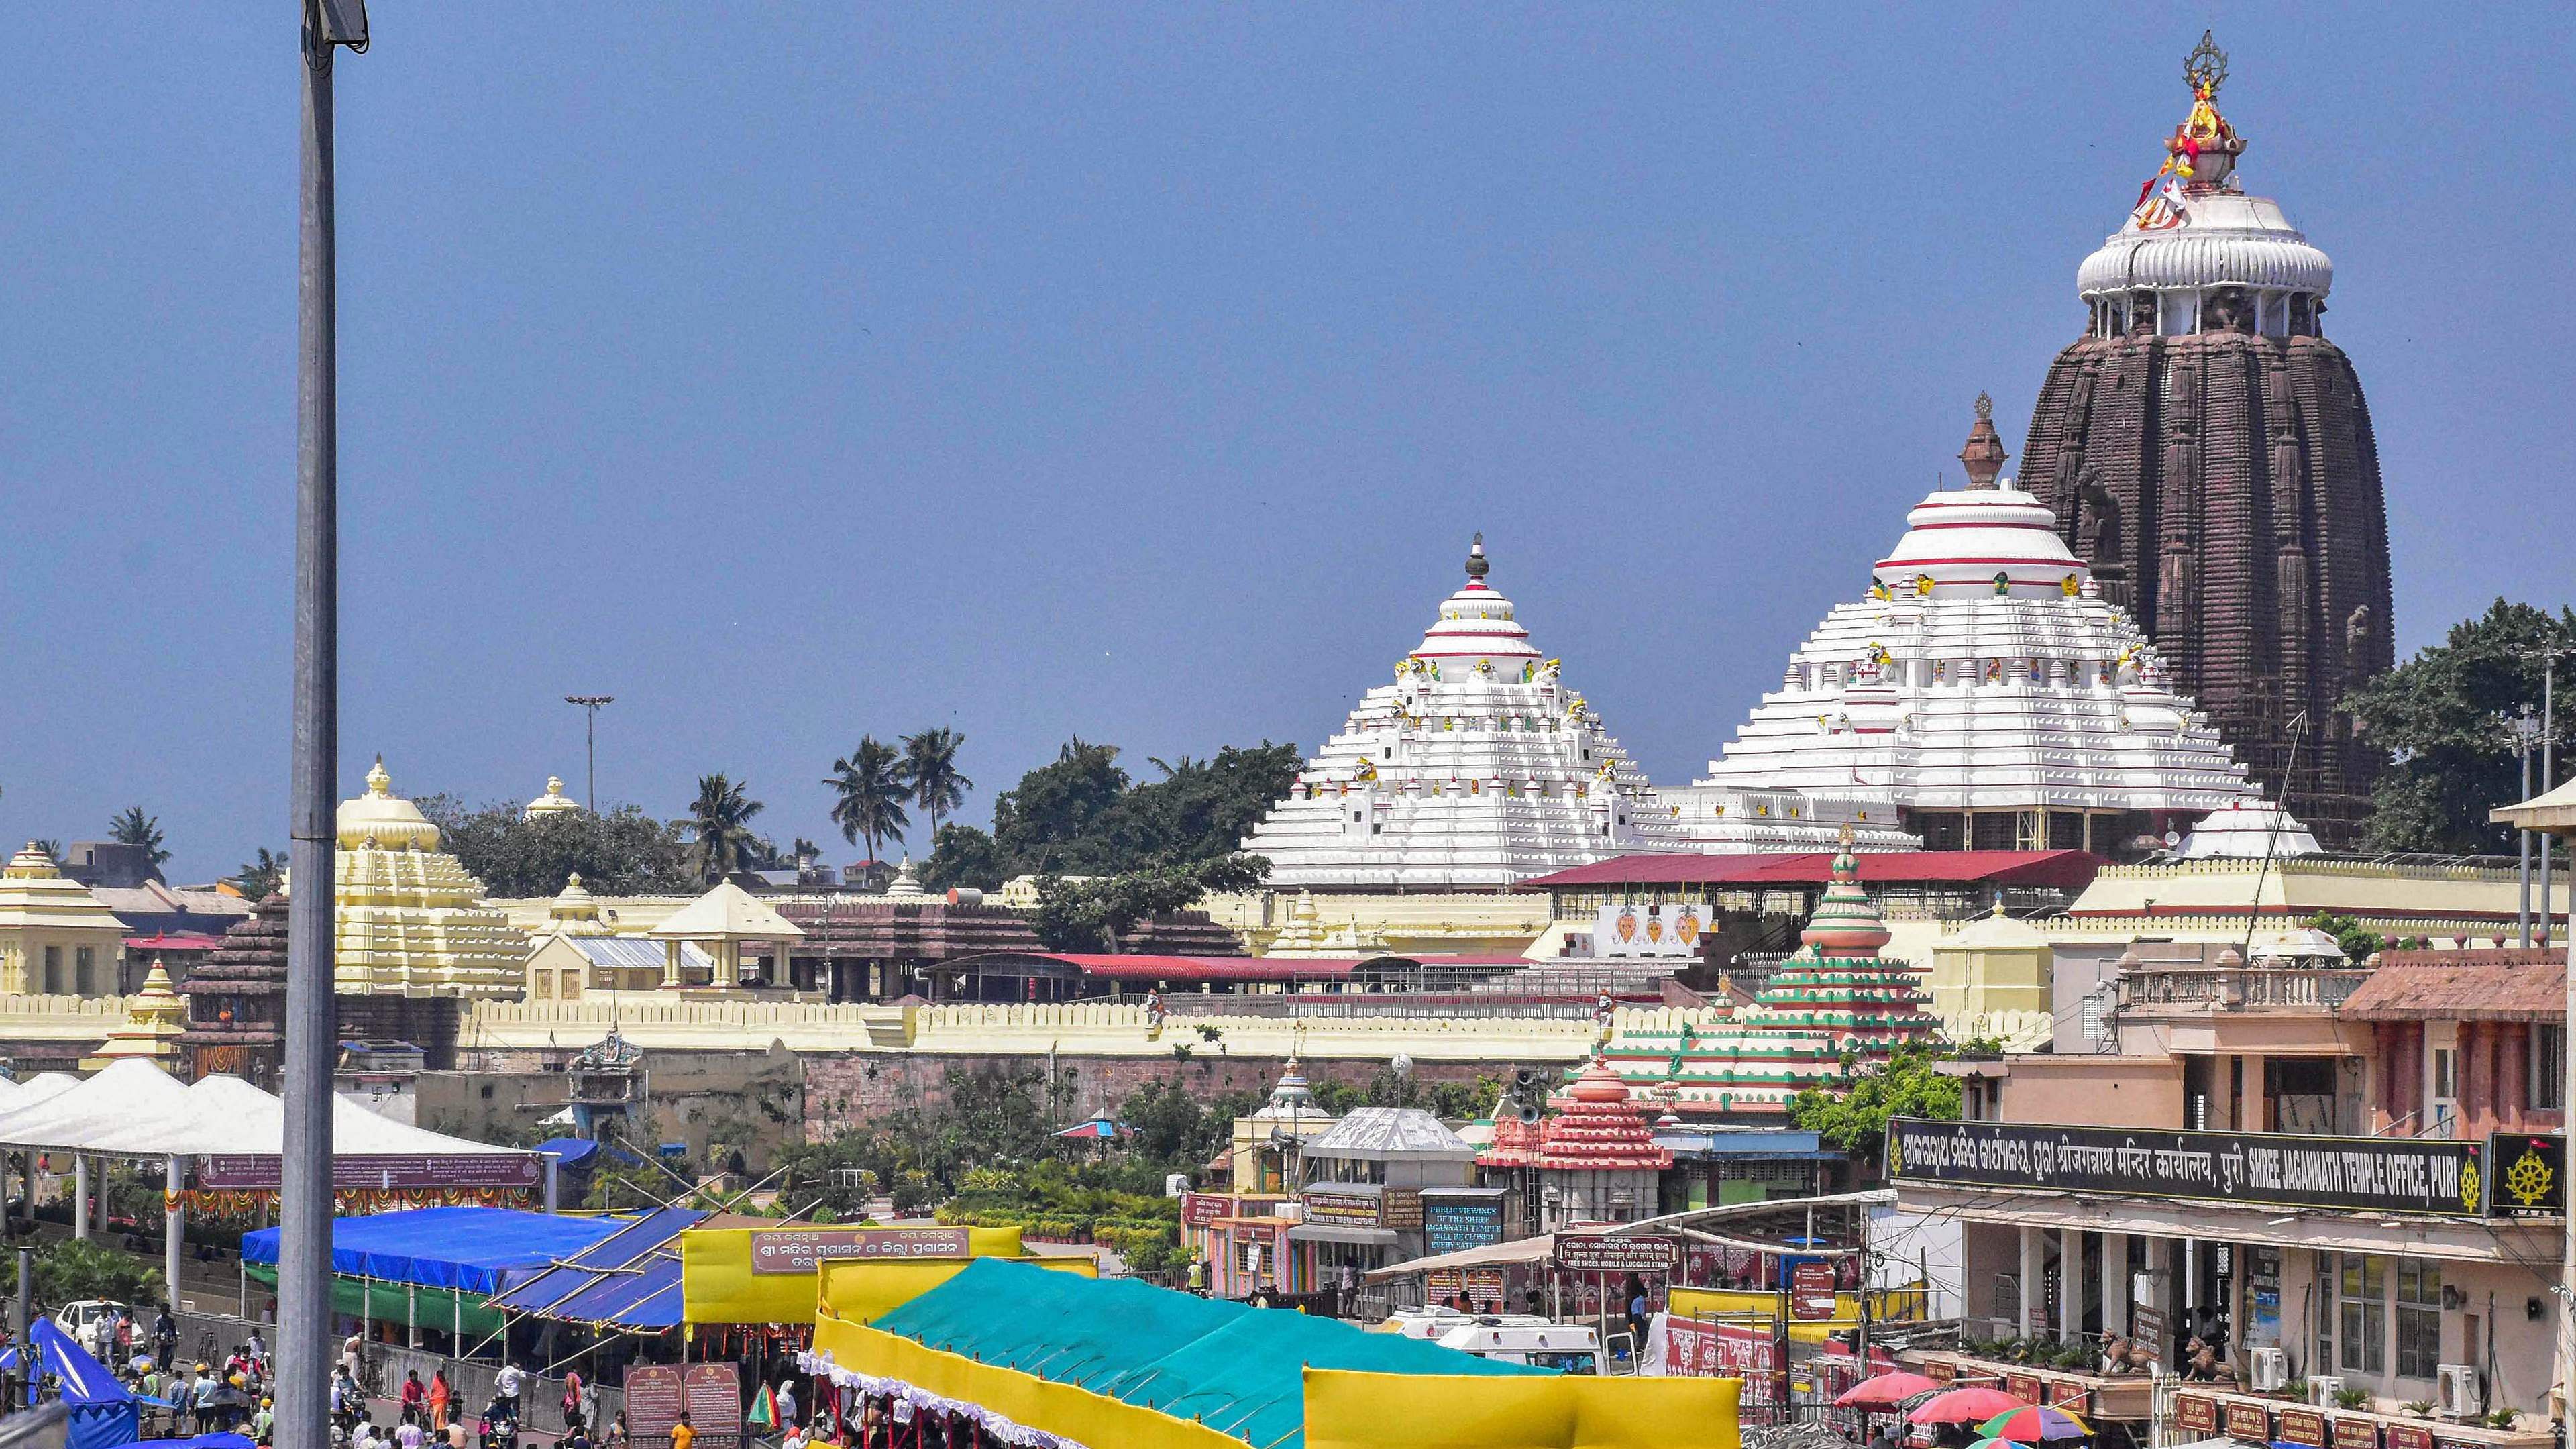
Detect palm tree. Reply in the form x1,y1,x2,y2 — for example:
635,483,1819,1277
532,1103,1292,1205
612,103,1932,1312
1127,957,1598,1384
824,738,912,871
686,775,767,883
108,807,170,867
231,847,287,899
902,728,973,836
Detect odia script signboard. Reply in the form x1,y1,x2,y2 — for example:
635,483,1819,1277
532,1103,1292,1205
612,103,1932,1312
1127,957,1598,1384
749,1227,971,1273
199,1154,542,1191
1554,1234,1678,1275
1886,1118,2489,1218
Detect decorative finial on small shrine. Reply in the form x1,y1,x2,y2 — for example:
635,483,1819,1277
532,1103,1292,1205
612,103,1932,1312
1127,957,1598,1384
1464,532,1490,581
1959,393,2008,490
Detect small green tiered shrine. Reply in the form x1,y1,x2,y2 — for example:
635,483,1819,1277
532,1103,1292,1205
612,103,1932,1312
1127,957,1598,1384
1604,834,1941,1118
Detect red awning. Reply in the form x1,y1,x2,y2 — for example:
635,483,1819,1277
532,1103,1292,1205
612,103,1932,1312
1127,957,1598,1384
1515,850,2103,892
945,951,1364,983
123,934,227,951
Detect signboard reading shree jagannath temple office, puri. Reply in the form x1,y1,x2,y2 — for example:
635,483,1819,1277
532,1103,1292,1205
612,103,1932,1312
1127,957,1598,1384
1886,1118,2495,1219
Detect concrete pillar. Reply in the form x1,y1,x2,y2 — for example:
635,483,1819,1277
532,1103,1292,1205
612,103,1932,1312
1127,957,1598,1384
543,1156,559,1214
2241,1052,2268,1132
661,939,682,987
2461,1024,2487,1137
72,1155,88,1241
2020,1226,2045,1337
2103,1232,2129,1339
2059,1228,2084,1342
164,1155,186,1305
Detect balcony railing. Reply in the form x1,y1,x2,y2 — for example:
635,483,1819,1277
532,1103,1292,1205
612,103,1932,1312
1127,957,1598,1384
2117,966,2371,1012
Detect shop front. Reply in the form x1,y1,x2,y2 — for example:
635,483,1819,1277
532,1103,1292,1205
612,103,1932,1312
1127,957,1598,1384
1891,1118,2565,1436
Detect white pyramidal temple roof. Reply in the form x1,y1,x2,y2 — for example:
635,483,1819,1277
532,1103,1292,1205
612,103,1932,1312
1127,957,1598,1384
2173,798,2324,859
1693,400,2257,836
1242,537,1692,890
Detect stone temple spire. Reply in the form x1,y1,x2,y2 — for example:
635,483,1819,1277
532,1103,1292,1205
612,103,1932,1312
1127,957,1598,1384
1958,393,2008,489
1463,531,1490,581
2020,35,2392,843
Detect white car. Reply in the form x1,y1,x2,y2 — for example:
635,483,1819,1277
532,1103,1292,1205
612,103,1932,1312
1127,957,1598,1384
53,1300,130,1341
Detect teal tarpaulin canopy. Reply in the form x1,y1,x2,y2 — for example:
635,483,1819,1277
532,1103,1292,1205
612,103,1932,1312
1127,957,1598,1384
862,1259,1547,1449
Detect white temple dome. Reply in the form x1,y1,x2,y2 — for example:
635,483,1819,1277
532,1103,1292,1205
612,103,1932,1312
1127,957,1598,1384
2077,192,2333,302
1242,537,1690,890
1873,484,2091,599
2173,798,2324,859
336,759,442,851
525,776,582,820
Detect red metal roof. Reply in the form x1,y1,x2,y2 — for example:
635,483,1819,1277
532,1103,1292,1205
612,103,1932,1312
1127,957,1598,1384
948,952,1363,983
1515,850,2104,892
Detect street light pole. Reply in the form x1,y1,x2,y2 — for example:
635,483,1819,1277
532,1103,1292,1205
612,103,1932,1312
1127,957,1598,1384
285,7,365,1449
2510,709,2542,947
566,696,615,810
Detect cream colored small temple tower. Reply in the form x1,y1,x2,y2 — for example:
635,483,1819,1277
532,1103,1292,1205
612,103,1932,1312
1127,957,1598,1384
0,844,130,996
333,759,530,998
81,960,186,1071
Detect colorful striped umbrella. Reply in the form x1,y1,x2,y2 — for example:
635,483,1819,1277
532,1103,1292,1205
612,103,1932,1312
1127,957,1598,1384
1980,1405,2092,1442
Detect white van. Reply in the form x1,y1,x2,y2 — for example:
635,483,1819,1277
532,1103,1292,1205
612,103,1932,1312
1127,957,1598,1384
1434,1317,1603,1374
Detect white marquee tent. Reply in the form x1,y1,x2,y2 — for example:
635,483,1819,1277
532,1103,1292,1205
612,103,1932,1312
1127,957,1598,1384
0,1061,543,1291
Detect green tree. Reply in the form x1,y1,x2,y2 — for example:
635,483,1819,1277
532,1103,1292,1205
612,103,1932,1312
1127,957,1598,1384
32,1238,163,1307
2348,600,2576,853
921,824,1008,892
1097,743,1302,864
1786,1040,1966,1178
825,738,912,868
229,847,288,900
686,774,768,883
903,728,973,837
108,807,170,867
1029,855,1268,953
993,739,1130,874
419,796,698,897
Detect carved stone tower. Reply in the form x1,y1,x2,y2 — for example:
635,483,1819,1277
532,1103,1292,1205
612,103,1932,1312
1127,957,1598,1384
2017,35,2392,843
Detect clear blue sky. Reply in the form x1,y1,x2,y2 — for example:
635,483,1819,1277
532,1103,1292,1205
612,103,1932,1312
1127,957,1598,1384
5,5,2570,885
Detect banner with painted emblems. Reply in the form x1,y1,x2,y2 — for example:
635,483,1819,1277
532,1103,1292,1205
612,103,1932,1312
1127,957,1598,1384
1594,903,1707,960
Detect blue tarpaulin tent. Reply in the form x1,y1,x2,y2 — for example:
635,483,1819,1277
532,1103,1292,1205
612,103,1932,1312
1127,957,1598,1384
485,1205,698,1330
22,1320,139,1449
240,1206,626,1295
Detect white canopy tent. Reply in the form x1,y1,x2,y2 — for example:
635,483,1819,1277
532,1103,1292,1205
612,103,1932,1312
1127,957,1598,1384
0,1062,545,1294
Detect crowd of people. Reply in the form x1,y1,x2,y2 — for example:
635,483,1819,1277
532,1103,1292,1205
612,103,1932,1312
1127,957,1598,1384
36,1304,639,1449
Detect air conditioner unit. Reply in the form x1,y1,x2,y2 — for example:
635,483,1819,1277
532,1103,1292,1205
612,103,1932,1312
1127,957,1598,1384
2438,1364,2483,1418
2248,1347,2289,1393
2308,1376,2344,1407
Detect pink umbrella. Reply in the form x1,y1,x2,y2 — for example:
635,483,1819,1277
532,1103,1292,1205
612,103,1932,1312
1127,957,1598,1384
1908,1387,2029,1426
1837,1371,1942,1409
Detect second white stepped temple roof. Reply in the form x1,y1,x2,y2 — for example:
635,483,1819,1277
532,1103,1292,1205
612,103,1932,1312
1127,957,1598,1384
1690,399,2257,831
1242,537,1693,890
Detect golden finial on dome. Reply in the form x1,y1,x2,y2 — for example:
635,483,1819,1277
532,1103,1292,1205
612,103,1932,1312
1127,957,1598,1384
366,755,392,796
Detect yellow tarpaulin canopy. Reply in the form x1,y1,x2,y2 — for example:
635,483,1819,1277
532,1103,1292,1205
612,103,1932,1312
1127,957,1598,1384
681,1224,1079,1324
1305,1367,1741,1449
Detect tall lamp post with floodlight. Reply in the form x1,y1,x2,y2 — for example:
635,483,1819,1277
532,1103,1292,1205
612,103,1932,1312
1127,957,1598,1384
284,5,367,1449
566,696,614,810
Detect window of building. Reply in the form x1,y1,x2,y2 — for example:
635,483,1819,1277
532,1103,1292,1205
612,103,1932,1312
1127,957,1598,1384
2534,1025,2566,1111
42,946,61,994
2395,1259,2441,1380
2336,1254,2386,1376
